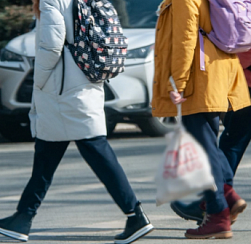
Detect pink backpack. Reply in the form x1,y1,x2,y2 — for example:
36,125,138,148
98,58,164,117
200,0,251,71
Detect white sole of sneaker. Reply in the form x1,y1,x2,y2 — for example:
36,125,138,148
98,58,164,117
114,223,154,244
0,227,28,242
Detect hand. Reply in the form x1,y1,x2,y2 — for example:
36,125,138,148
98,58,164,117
169,91,187,105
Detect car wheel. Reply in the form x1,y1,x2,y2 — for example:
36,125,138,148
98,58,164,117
0,120,34,142
137,116,176,137
106,117,117,137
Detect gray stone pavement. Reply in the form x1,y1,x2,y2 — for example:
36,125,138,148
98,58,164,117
0,130,250,243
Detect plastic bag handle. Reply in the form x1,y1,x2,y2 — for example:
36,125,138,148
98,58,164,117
169,76,182,125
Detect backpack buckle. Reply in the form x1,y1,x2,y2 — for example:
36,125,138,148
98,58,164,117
199,28,206,36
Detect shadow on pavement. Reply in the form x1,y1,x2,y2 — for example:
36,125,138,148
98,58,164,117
0,129,150,144
0,227,189,242
108,131,148,139
0,227,188,242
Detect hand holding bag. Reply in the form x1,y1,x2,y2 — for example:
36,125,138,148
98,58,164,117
155,77,216,206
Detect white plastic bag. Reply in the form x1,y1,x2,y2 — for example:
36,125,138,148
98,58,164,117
155,77,216,206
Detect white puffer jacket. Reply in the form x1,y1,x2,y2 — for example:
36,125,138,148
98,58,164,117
29,0,106,141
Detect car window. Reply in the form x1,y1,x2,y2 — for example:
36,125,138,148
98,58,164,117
110,0,163,28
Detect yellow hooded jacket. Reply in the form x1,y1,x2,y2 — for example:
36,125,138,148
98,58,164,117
152,0,251,117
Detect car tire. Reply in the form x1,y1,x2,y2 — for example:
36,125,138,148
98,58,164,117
106,117,117,137
0,120,34,142
137,116,175,137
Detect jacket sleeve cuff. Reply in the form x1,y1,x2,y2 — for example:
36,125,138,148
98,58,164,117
167,79,187,92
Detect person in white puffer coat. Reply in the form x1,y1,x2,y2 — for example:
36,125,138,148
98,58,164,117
0,0,154,243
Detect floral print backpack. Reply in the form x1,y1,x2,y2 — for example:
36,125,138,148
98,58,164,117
67,0,128,83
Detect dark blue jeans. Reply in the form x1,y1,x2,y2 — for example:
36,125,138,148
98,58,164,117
182,113,232,214
219,104,251,186
17,136,137,215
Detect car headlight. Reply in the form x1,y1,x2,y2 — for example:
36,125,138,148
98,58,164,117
127,44,154,59
0,48,23,62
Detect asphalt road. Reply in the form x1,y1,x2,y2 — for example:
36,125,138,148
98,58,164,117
0,129,250,244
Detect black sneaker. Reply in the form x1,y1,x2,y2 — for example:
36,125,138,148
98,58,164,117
170,200,204,225
0,212,34,242
114,202,154,244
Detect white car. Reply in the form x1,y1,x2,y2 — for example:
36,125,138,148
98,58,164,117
0,0,170,142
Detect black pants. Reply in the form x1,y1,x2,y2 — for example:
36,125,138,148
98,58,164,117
219,89,251,185
183,113,232,214
17,136,137,215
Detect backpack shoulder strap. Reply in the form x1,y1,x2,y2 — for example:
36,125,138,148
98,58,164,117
73,0,79,40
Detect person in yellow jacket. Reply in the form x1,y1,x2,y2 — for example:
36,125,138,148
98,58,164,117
152,0,251,239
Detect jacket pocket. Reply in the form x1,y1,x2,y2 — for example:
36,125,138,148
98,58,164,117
61,47,91,94
34,65,54,91
183,71,194,98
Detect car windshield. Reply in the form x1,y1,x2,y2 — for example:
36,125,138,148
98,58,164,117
109,0,162,28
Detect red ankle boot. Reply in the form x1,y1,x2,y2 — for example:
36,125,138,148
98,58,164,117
224,184,247,224
185,208,232,239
